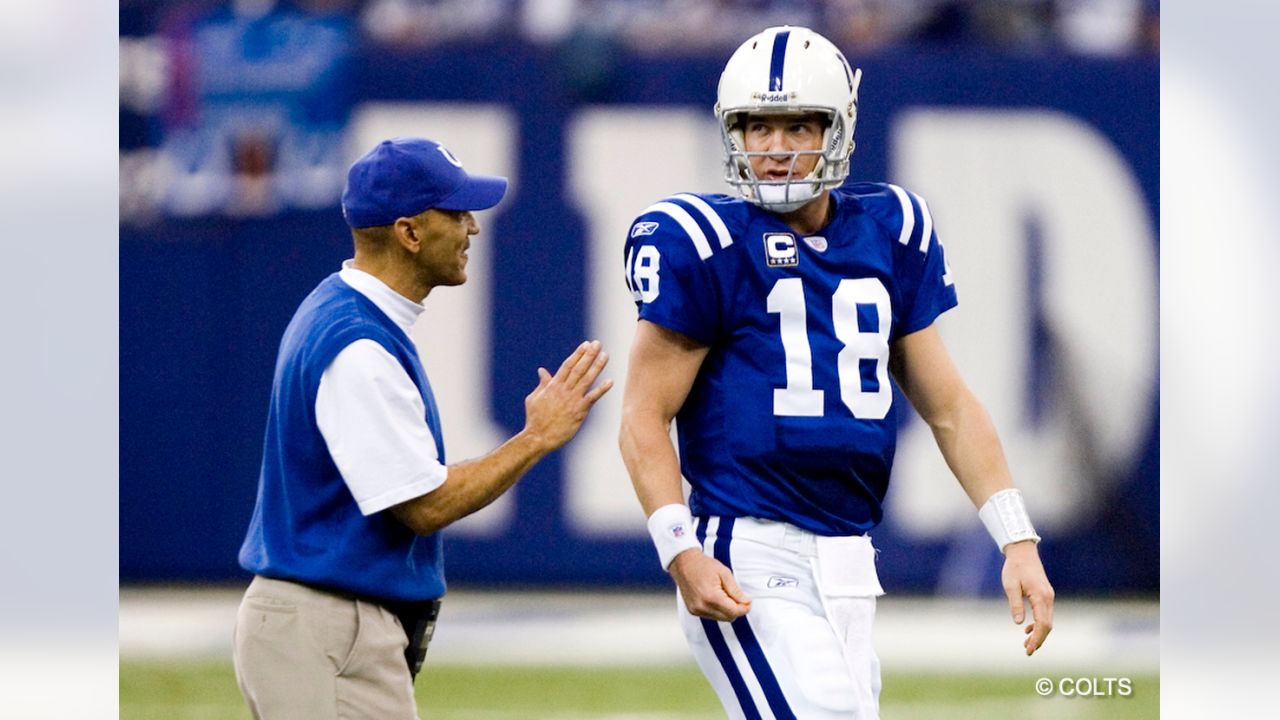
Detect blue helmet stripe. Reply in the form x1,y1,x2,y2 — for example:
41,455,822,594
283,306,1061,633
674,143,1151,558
769,30,791,92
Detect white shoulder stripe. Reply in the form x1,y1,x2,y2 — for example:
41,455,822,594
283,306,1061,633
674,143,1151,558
886,184,914,246
640,201,712,259
672,193,733,249
911,191,934,253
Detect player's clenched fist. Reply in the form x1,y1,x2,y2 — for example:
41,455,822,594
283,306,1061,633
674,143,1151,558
670,550,752,623
523,340,613,451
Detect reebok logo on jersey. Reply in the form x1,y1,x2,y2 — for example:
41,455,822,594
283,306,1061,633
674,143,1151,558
764,233,799,268
630,221,660,238
767,576,799,589
803,235,828,252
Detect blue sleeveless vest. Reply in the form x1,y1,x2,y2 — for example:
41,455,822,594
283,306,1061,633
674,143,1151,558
239,274,445,601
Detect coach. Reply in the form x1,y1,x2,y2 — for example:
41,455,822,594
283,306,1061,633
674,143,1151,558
232,137,612,719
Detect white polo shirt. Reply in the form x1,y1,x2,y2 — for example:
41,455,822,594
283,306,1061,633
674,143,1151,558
314,261,448,516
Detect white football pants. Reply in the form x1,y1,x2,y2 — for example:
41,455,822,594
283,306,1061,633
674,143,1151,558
679,516,884,720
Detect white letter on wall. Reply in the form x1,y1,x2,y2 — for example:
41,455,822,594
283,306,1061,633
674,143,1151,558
565,108,725,536
889,109,1156,538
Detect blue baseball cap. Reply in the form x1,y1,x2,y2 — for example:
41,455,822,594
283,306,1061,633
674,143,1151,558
341,137,509,228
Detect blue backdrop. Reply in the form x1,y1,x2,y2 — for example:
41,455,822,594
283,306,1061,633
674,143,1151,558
121,43,1157,594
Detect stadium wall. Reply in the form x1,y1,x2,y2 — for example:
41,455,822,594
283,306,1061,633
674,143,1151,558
120,44,1158,594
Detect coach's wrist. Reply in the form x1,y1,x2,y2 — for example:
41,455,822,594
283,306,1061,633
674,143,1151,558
513,427,557,458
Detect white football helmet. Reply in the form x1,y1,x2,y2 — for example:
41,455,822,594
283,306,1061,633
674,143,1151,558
716,26,862,212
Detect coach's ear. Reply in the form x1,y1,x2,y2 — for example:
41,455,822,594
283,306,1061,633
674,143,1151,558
392,214,423,254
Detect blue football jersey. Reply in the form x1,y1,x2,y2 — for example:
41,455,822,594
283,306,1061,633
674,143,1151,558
623,184,957,536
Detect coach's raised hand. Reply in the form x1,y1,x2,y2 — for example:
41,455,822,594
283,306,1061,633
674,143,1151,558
390,341,610,536
523,340,613,452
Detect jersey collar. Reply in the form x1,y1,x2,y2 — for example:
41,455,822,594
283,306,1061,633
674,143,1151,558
338,260,425,335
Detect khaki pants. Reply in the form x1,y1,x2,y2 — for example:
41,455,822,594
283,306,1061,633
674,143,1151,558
233,576,419,720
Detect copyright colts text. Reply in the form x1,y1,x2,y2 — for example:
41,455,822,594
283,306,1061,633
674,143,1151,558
1036,677,1133,698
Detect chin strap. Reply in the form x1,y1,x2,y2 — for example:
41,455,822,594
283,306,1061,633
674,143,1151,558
752,182,820,211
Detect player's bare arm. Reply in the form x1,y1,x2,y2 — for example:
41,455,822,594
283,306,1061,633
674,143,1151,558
619,321,706,513
891,324,1055,655
392,341,612,534
619,320,751,622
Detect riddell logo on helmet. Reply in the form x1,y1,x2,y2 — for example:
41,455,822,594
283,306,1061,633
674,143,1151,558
753,91,795,103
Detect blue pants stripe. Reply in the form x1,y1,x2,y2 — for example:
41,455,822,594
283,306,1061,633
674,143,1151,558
700,616,763,720
714,518,798,720
694,516,761,719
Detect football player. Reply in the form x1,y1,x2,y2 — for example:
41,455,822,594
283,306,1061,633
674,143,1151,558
618,26,1055,719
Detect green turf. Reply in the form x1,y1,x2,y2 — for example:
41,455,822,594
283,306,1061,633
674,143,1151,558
121,659,1158,719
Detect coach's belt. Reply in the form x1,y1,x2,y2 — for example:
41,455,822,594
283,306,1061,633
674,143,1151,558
381,597,443,679
289,579,443,680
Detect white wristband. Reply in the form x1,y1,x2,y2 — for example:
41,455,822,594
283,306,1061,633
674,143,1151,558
647,504,701,571
978,489,1041,553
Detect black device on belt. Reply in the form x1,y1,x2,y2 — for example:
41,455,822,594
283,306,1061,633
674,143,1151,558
383,597,443,678
289,578,443,680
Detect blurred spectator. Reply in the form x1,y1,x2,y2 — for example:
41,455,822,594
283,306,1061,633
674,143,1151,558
1054,0,1145,55
823,0,929,52
827,0,1055,53
121,0,358,223
555,0,1153,57
1139,0,1159,54
120,0,1155,224
969,0,1056,50
361,0,518,47
572,0,820,55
